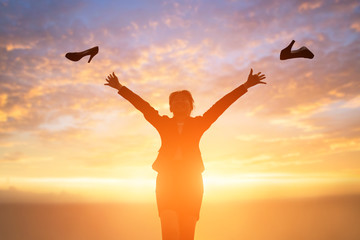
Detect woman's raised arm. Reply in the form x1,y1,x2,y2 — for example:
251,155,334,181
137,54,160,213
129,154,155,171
201,68,266,129
105,72,161,128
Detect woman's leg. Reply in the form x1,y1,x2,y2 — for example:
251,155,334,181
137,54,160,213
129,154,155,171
160,210,180,240
177,173,202,240
178,214,197,240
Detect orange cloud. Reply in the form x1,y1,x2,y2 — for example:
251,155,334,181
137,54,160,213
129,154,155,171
298,2,322,12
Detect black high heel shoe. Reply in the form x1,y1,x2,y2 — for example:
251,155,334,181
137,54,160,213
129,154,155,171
65,46,99,63
280,40,314,60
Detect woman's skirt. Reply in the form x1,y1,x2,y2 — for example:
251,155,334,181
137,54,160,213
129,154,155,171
156,172,203,221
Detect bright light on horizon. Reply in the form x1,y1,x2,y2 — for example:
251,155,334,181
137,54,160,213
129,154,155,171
2,172,360,203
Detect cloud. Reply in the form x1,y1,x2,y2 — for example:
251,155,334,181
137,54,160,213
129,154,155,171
0,0,359,190
341,95,360,109
298,1,322,12
350,21,360,32
0,0,86,50
0,151,23,162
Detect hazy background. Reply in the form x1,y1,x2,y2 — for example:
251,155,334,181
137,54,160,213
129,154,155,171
1,196,360,240
1,0,360,239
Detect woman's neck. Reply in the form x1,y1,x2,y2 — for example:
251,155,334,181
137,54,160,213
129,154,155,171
173,114,189,123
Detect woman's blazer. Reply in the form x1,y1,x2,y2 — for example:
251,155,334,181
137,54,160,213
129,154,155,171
118,85,248,174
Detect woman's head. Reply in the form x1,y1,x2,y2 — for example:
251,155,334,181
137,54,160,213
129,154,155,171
169,90,194,117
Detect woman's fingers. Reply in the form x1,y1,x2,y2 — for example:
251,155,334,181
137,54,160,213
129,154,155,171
106,75,115,81
259,76,266,80
105,72,119,88
246,69,267,86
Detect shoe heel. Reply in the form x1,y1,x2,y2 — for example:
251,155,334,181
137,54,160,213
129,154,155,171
87,46,99,63
88,54,95,63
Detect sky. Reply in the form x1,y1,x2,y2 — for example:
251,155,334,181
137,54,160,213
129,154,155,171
0,0,360,203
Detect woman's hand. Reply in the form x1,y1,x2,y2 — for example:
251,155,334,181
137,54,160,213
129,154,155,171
105,72,123,90
243,68,266,89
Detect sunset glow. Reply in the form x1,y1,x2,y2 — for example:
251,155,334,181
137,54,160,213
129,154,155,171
1,0,360,204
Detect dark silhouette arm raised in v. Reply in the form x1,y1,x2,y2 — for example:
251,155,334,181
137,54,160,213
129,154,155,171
105,72,162,128
105,69,266,129
200,69,266,129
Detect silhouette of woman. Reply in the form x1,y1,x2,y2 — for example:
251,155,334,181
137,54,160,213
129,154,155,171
105,69,266,240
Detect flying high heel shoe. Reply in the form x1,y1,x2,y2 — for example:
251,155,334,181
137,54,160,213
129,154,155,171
280,40,314,60
65,46,99,63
